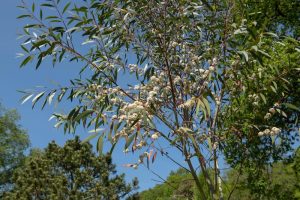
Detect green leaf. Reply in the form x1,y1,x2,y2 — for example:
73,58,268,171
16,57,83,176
276,109,287,118
270,86,277,93
237,50,249,62
125,134,135,150
195,99,200,116
48,91,56,105
41,3,54,7
63,2,71,14
17,14,31,19
88,128,104,133
82,132,100,143
32,91,45,108
97,135,104,154
32,3,35,12
75,110,94,121
39,9,43,20
109,142,117,154
207,137,212,152
283,103,300,112
202,97,210,118
259,93,267,104
21,94,33,104
20,55,33,68
271,135,275,144
264,32,278,39
257,49,271,58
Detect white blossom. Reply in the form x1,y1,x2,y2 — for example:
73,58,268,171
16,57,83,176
264,113,272,120
151,133,159,140
271,127,281,135
209,66,215,72
258,131,264,136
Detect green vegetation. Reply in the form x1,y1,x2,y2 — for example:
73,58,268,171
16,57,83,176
140,168,195,200
16,0,300,199
0,103,29,194
141,148,300,200
3,137,138,200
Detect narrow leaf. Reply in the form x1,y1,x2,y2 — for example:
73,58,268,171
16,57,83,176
21,94,33,104
82,132,100,143
97,135,104,154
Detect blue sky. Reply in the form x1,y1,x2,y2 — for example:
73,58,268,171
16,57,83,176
0,0,183,191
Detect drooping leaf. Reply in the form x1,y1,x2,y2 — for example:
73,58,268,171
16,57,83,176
97,135,104,154
82,132,100,143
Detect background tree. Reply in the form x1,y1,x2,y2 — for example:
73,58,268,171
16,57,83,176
222,0,300,195
0,103,30,194
17,0,300,199
141,148,300,200
3,137,138,200
140,168,196,200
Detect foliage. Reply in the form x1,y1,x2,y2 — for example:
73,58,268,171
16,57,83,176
292,148,300,198
232,0,300,36
225,148,300,200
17,0,300,199
3,137,138,200
140,168,196,200
141,149,300,200
0,103,30,194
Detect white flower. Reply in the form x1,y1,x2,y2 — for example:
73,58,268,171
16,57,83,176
134,85,140,90
264,113,272,120
151,133,159,140
203,81,209,87
128,64,138,72
271,127,281,135
149,91,157,97
258,68,263,72
123,148,130,153
197,69,205,74
258,131,264,136
150,76,159,83
174,76,181,84
204,70,210,76
119,115,127,120
153,86,160,93
264,129,271,135
209,66,215,72
212,57,218,65
132,164,138,169
171,41,178,48
269,108,276,114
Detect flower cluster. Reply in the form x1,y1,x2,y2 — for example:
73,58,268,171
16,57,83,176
248,94,260,106
258,127,281,136
151,132,160,140
264,103,280,120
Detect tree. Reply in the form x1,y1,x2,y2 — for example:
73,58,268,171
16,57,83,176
0,103,30,194
225,162,298,200
292,147,300,198
141,151,300,200
3,137,138,200
17,0,300,199
140,168,196,200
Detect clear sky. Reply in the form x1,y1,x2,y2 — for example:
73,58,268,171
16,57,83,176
0,0,182,191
